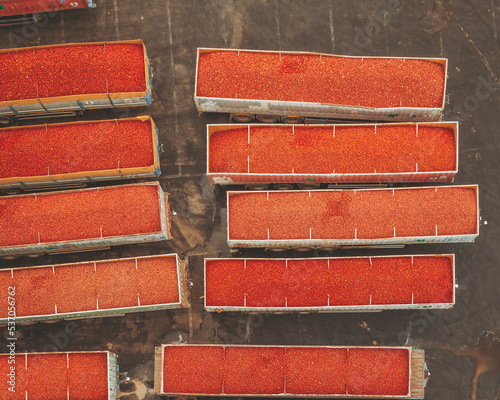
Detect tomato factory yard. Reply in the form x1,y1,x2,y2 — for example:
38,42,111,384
0,1,499,400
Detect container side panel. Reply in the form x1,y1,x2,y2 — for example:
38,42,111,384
197,96,442,122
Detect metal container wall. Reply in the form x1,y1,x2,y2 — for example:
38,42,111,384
107,352,119,400
0,116,161,190
227,186,479,249
0,351,118,400
0,254,187,324
207,122,458,184
195,48,447,122
0,40,152,118
204,255,455,313
410,350,427,399
0,0,95,17
155,344,426,399
0,182,172,257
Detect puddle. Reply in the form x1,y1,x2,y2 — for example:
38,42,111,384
467,331,500,400
442,330,500,400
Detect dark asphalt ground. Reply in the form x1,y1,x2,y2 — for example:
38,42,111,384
1,1,500,399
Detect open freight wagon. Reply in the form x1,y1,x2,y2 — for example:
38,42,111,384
0,39,151,125
227,185,479,251
0,254,188,325
0,0,95,26
0,182,172,259
204,255,455,313
0,116,161,195
195,48,448,123
0,351,118,400
155,344,428,399
207,122,458,188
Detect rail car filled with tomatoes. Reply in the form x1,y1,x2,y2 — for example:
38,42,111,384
155,344,428,399
195,48,448,123
0,182,172,259
0,254,188,325
227,185,479,251
0,39,151,125
0,351,118,400
0,116,160,195
0,0,95,26
204,254,455,313
207,122,458,188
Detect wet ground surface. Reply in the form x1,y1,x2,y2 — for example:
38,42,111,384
1,0,500,399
